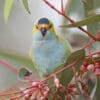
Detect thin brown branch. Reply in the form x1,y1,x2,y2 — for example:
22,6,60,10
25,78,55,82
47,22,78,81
0,85,33,96
61,0,64,13
1,81,24,93
0,60,17,74
41,59,79,83
87,51,100,57
43,0,100,41
83,39,94,49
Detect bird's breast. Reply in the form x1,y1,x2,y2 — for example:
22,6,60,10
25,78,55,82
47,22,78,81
32,40,68,76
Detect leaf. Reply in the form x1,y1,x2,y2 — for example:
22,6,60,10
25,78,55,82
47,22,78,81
77,72,97,99
61,14,100,28
61,0,84,34
0,52,35,72
87,57,100,64
23,0,31,14
18,67,32,81
66,49,85,68
83,0,100,99
60,49,86,86
95,79,100,99
83,0,100,34
4,0,14,22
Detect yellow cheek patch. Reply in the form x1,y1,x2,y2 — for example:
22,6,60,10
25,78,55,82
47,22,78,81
33,26,36,34
51,26,55,33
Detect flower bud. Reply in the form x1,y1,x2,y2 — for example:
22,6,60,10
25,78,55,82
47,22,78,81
80,65,87,72
54,77,60,88
87,64,95,72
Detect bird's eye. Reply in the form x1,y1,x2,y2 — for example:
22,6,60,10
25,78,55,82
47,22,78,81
49,25,51,29
36,25,38,29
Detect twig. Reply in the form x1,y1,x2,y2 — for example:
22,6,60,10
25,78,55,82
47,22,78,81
0,85,34,97
1,81,24,93
43,0,100,41
61,0,64,13
41,59,79,83
0,60,17,74
86,51,100,57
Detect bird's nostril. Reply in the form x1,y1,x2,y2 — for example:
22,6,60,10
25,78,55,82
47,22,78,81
41,28,47,36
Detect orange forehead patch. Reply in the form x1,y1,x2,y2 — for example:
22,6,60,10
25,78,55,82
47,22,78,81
38,24,50,30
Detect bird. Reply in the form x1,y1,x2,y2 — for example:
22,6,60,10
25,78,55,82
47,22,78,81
30,17,72,99
31,17,72,79
30,18,97,99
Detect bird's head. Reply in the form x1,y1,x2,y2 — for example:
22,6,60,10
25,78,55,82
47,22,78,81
32,18,56,41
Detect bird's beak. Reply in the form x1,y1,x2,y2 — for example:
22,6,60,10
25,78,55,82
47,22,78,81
41,28,47,36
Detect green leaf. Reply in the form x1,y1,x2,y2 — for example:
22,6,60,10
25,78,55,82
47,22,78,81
0,52,35,72
78,72,97,99
4,0,14,22
87,57,100,64
96,79,100,99
66,49,85,68
18,67,32,81
23,0,31,14
83,0,100,34
83,0,100,99
60,49,85,86
61,14,100,28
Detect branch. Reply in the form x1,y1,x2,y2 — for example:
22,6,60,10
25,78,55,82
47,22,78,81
43,0,100,41
41,58,79,83
61,0,64,13
0,60,17,74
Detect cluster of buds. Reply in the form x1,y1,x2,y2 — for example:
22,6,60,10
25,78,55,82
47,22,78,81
66,80,88,100
4,81,50,100
29,81,50,100
80,61,100,78
66,84,79,96
53,74,89,100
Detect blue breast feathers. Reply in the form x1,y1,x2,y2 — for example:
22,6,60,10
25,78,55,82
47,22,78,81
32,39,71,77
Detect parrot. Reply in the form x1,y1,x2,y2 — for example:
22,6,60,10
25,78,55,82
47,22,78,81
30,17,95,100
31,17,72,98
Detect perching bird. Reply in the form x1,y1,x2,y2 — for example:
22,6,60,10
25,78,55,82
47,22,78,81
30,18,97,99
31,17,72,98
31,18,72,79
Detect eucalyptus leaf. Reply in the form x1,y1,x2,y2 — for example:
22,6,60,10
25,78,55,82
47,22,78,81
0,52,35,72
77,72,97,100
87,57,100,64
66,49,85,68
18,67,32,81
83,0,100,99
23,0,31,14
60,49,86,86
4,0,14,22
61,14,100,28
95,79,100,99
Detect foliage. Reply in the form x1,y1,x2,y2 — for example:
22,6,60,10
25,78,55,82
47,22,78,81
61,14,100,28
4,0,14,22
22,0,31,14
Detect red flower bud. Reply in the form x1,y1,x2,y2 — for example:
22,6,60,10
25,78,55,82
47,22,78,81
80,65,87,72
